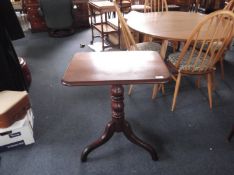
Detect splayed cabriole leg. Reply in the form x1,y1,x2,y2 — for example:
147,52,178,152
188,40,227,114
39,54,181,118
81,121,115,162
81,84,158,162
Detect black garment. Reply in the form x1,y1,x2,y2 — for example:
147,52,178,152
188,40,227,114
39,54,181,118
0,0,27,91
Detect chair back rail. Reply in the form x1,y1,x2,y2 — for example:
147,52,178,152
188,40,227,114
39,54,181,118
224,0,234,12
144,0,168,12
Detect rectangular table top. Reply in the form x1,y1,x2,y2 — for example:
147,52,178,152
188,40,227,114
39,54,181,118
62,51,170,86
88,1,116,12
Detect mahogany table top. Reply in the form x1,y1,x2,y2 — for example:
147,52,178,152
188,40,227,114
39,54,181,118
62,51,170,86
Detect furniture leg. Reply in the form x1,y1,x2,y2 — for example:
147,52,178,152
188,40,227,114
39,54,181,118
90,9,94,44
122,120,158,160
101,13,104,51
152,84,159,99
195,75,201,88
160,40,168,60
207,73,213,109
81,120,115,162
220,59,225,80
81,85,158,161
128,84,133,95
171,73,182,111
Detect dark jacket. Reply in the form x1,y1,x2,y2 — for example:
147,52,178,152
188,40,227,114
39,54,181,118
0,0,27,91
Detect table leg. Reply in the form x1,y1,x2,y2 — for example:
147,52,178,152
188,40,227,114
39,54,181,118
81,85,158,162
90,8,94,44
160,40,168,60
228,125,234,142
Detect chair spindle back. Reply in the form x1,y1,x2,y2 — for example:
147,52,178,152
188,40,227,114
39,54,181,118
114,1,138,51
144,0,168,13
224,0,234,12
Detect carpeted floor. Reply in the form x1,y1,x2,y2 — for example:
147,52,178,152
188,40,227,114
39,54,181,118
1,29,234,175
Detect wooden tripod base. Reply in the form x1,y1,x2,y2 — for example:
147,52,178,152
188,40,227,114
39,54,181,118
81,85,158,162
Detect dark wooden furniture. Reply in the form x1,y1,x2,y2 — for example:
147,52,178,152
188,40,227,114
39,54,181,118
72,0,90,28
62,51,170,161
89,1,120,51
167,0,225,12
23,0,89,32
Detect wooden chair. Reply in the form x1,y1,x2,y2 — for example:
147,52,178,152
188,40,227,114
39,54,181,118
143,0,168,43
143,0,169,98
144,0,168,12
188,0,199,12
167,10,234,111
219,0,234,79
196,0,234,79
116,0,132,13
113,1,162,97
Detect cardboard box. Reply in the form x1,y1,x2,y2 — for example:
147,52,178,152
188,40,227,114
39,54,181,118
0,109,34,152
0,90,31,128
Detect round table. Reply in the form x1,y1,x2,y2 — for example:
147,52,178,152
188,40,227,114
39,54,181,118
127,11,205,41
126,11,206,58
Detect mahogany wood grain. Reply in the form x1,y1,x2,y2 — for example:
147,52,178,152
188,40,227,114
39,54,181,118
62,51,170,86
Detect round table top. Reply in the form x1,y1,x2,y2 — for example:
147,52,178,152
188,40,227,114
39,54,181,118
127,11,206,41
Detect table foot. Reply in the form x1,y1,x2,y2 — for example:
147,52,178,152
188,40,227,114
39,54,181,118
81,121,115,162
123,121,158,161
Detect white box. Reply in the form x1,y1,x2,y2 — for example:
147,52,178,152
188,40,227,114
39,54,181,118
0,109,34,152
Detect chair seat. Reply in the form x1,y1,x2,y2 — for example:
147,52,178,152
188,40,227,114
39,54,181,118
136,42,161,51
168,50,213,72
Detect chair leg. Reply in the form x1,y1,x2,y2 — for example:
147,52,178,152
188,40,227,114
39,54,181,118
171,72,182,111
207,73,213,109
195,75,201,88
128,85,133,95
220,59,225,80
161,84,165,95
172,41,178,52
211,71,216,91
152,84,165,99
152,84,159,99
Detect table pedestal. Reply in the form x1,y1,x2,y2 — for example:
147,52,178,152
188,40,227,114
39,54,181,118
81,84,158,162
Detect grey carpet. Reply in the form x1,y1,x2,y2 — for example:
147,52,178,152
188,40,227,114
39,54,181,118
1,29,234,175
